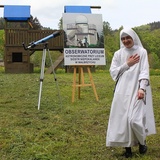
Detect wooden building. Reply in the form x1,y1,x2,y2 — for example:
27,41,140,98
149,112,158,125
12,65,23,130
3,5,64,73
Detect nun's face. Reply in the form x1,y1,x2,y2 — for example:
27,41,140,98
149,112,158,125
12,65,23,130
121,35,134,48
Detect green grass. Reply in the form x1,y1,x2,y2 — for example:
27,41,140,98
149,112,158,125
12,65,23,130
0,68,159,160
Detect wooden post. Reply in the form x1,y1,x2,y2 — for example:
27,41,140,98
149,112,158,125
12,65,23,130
72,65,99,102
72,66,77,102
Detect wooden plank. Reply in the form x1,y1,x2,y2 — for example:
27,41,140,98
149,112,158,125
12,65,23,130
72,66,98,102
6,29,54,46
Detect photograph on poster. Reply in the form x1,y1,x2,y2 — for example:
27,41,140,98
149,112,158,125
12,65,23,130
63,13,106,66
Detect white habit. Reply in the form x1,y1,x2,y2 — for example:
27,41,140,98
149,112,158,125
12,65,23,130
106,29,156,147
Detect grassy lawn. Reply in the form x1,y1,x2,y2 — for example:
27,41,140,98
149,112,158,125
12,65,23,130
0,67,159,160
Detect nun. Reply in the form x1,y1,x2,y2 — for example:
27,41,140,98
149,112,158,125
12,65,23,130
106,28,156,158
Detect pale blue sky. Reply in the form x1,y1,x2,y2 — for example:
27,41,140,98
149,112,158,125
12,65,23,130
0,0,159,30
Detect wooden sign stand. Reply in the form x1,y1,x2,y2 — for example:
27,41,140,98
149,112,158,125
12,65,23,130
72,65,99,102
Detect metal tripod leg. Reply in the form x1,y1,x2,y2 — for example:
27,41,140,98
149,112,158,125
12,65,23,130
38,45,47,110
48,49,62,107
37,43,62,110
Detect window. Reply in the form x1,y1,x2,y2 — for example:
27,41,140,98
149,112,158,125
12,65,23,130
12,52,22,62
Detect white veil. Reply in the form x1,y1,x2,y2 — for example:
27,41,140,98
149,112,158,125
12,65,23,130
120,28,143,48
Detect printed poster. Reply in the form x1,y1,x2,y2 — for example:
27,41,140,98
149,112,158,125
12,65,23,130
63,13,106,65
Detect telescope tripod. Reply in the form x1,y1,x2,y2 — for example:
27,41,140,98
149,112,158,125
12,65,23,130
38,43,61,110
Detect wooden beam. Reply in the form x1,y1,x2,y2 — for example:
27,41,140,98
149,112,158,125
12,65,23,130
90,6,101,9
72,66,99,102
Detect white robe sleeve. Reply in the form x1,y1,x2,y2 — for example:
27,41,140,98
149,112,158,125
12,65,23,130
139,79,149,90
139,48,150,80
110,51,129,81
116,63,129,80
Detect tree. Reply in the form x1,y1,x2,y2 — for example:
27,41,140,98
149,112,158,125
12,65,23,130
103,21,112,35
0,18,5,29
29,15,42,30
58,18,63,30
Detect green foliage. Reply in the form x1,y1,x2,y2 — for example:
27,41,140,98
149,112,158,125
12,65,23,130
105,23,160,69
30,15,43,30
30,51,63,68
0,29,4,59
104,30,119,64
148,53,160,69
149,21,160,30
1,19,160,68
150,69,160,75
136,29,160,58
58,17,63,30
134,24,151,31
103,21,112,35
0,17,5,29
0,70,159,160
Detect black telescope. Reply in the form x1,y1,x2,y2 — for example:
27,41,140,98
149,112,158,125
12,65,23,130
23,30,60,50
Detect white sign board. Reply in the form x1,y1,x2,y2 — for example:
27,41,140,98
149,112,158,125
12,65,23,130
63,13,106,66
64,48,105,65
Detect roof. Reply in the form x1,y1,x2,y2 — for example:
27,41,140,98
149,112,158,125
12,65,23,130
64,6,91,13
4,5,30,21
